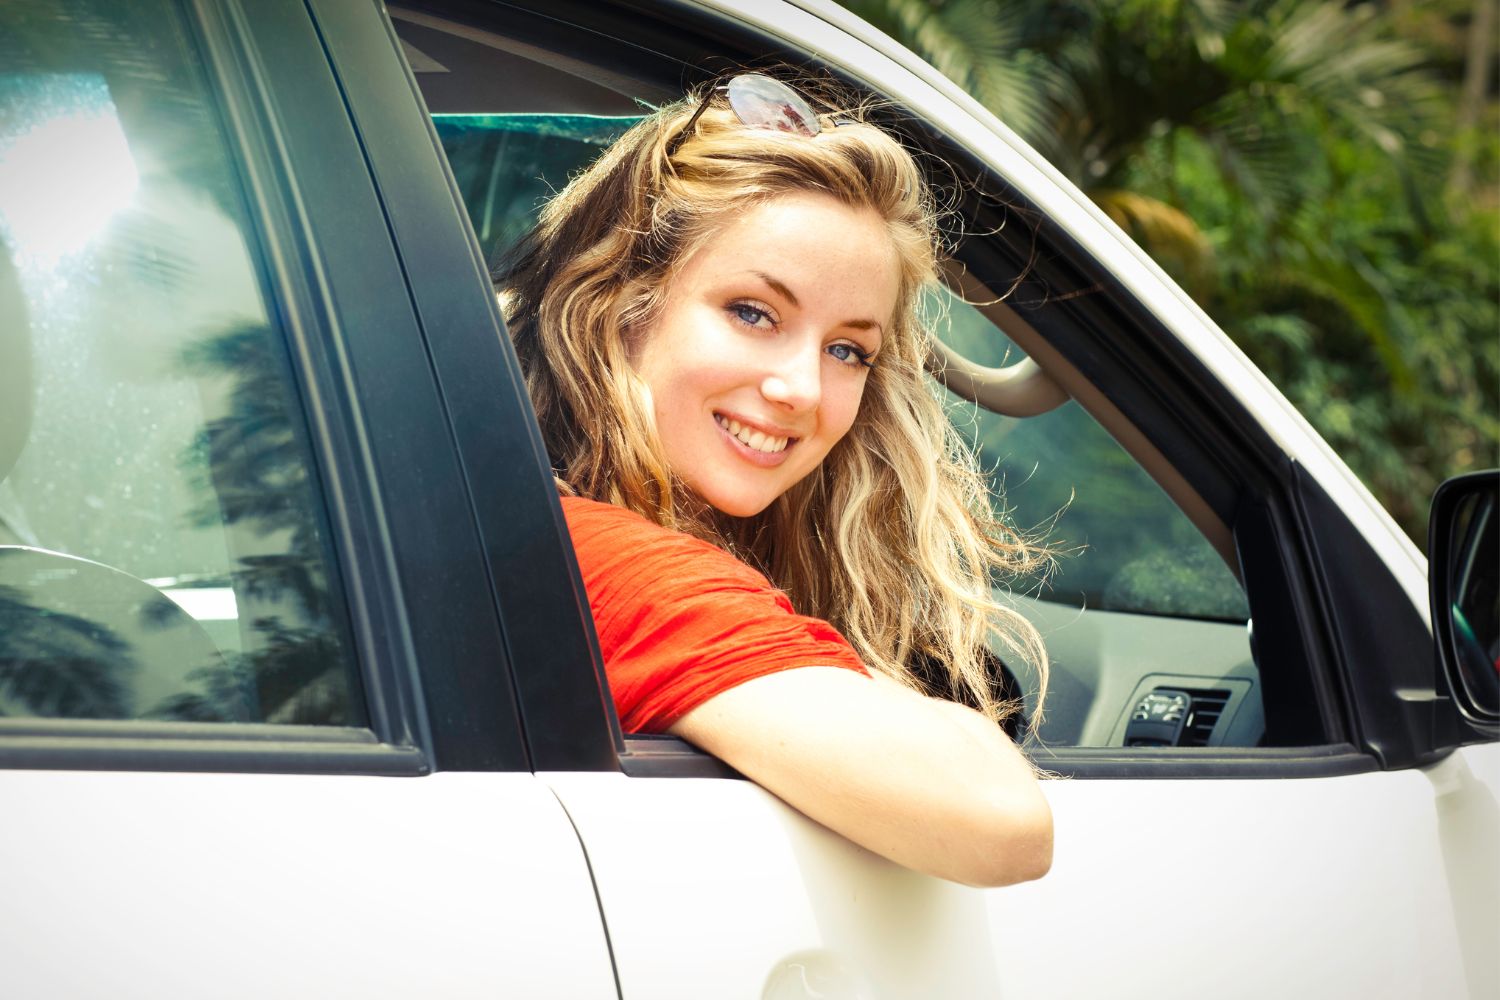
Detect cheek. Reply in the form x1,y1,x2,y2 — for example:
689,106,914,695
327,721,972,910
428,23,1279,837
636,314,744,409
633,339,705,417
652,358,729,418
819,377,869,447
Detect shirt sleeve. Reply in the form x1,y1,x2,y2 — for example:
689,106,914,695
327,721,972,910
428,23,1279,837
562,497,869,733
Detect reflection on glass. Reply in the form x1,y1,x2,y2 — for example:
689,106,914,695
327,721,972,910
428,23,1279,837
0,1,361,725
0,74,139,266
433,113,637,266
0,585,132,720
933,290,1249,621
1448,486,1499,715
0,548,231,719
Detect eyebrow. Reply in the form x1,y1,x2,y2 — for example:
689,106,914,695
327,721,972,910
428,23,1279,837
753,271,801,308
750,270,885,335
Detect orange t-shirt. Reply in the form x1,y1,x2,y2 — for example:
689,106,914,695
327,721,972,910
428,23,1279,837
562,496,869,733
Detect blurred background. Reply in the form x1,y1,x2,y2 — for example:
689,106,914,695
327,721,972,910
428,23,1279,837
839,0,1499,549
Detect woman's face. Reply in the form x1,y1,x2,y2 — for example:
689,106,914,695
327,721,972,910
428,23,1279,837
631,191,902,518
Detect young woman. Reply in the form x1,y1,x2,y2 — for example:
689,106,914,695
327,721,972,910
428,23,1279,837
500,73,1053,888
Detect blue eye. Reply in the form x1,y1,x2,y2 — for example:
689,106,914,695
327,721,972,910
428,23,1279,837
828,343,875,369
728,303,774,328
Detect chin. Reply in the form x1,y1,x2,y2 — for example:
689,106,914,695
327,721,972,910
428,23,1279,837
705,496,775,519
694,482,780,519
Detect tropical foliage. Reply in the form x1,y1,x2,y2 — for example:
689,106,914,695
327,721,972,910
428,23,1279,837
843,0,1499,545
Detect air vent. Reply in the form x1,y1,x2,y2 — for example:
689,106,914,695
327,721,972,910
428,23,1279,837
1181,689,1231,747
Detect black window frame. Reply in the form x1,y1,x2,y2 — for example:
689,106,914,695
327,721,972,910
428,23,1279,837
306,0,618,773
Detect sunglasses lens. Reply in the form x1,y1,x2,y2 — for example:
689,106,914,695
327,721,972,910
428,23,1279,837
726,74,821,139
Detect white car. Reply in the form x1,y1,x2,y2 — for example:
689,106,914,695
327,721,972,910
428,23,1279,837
1,1,1495,997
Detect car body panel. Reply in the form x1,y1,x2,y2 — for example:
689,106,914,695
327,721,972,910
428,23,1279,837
1,0,1494,997
551,746,1499,1000
1436,743,1500,1000
987,748,1498,1000
0,769,617,998
546,770,1002,1000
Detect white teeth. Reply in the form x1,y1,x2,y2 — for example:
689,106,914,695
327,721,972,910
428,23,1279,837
716,414,790,453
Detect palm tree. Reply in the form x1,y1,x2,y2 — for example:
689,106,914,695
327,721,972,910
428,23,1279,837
0,582,133,718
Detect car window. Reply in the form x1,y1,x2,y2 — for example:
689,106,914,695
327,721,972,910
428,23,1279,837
924,293,1259,747
395,8,1275,751
434,103,1251,627
0,1,363,725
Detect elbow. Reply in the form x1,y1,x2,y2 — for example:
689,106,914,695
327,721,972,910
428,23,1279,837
1009,801,1054,884
959,796,1053,889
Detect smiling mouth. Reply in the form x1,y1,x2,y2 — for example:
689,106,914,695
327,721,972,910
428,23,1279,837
714,413,795,454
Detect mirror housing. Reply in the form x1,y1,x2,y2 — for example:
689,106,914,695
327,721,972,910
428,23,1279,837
1429,469,1499,737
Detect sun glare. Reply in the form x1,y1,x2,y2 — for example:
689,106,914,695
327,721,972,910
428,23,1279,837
0,75,139,267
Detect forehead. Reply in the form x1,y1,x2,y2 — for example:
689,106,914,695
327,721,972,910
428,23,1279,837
675,192,902,315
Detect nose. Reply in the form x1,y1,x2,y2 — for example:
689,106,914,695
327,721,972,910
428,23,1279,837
760,344,821,413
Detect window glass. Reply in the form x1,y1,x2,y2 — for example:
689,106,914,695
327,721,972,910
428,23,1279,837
434,113,636,269
934,290,1251,622
0,2,363,725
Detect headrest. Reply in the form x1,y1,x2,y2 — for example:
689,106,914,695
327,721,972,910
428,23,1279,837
0,545,231,719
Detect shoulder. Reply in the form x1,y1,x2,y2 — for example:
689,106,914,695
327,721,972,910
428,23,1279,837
560,496,771,594
560,496,711,558
560,495,668,539
560,498,867,733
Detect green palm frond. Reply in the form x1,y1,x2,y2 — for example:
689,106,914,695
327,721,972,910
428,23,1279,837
1258,0,1443,162
842,0,1062,144
836,0,1495,543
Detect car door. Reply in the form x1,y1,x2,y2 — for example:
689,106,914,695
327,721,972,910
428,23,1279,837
357,1,1499,998
0,2,614,996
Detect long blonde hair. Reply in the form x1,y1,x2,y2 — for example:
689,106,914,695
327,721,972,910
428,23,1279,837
500,76,1049,726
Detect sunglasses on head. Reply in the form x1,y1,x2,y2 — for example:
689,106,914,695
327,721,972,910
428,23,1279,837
668,73,840,157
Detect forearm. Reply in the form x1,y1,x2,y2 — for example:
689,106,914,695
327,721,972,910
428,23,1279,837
669,668,1053,887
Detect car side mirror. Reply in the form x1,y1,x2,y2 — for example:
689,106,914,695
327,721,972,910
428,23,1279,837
1429,470,1499,736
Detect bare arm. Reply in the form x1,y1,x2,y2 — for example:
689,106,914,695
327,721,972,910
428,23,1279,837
667,667,1052,888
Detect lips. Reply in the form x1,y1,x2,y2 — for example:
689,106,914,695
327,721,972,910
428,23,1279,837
714,413,794,454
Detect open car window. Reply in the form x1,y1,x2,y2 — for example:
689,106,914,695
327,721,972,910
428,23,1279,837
393,5,1310,754
434,112,637,270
